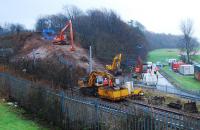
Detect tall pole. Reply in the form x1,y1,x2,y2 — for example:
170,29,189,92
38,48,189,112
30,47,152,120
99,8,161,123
33,49,36,66
89,46,93,73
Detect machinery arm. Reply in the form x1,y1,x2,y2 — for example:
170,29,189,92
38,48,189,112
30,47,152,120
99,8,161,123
59,21,70,38
107,53,122,71
69,20,75,51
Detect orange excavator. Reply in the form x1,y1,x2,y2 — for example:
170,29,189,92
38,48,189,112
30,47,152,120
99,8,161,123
52,19,75,51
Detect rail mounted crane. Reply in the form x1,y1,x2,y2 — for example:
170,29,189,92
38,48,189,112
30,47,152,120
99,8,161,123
52,19,75,51
106,53,122,75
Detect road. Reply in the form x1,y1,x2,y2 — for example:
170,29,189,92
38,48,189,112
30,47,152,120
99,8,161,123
156,72,200,100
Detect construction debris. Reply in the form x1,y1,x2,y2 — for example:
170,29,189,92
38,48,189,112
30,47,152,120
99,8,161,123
167,100,182,110
0,32,105,71
148,96,165,105
184,101,198,113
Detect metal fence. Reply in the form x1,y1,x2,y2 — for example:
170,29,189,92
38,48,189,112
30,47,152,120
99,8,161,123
134,83,200,102
159,70,200,96
0,73,200,130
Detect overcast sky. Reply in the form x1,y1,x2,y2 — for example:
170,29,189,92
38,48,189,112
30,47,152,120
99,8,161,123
0,0,200,39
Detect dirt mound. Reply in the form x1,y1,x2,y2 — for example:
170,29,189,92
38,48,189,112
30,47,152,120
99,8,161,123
5,32,105,72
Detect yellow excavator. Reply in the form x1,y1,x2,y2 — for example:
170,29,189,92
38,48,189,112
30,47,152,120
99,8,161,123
78,71,114,96
78,71,129,101
106,53,122,75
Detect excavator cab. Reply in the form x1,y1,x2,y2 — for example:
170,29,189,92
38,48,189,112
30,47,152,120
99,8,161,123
106,53,122,75
95,76,104,86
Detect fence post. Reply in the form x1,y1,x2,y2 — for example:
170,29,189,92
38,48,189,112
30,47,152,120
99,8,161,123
144,107,147,130
60,90,65,113
94,101,99,130
60,90,66,128
169,113,172,130
166,112,168,130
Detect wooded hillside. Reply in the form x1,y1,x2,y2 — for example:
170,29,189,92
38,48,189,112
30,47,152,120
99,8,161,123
35,8,148,61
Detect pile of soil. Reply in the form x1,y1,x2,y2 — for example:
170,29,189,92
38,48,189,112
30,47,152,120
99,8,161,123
1,32,105,72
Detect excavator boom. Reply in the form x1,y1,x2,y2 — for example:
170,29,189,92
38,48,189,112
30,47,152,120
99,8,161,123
106,53,122,75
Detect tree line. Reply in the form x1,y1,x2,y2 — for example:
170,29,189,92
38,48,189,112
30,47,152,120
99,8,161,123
145,31,183,50
0,23,26,35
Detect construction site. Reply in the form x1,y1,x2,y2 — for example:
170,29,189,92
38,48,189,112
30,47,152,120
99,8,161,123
1,2,200,130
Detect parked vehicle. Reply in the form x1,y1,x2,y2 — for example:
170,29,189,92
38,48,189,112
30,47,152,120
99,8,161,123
172,61,184,72
142,72,157,86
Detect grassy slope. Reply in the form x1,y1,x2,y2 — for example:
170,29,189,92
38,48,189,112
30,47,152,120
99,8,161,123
163,66,200,91
148,49,179,63
0,101,48,130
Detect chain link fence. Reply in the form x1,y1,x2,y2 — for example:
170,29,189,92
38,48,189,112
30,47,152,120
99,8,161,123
0,73,200,130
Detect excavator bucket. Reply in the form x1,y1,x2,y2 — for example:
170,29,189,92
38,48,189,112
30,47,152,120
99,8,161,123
70,45,75,51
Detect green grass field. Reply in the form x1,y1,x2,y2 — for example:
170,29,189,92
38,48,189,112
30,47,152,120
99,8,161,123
192,55,200,63
163,66,200,91
148,49,179,63
148,48,200,63
0,101,48,130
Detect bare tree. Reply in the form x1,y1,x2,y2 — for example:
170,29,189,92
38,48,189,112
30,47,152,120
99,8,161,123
0,25,4,35
35,17,49,31
63,5,83,20
180,19,195,63
35,14,67,32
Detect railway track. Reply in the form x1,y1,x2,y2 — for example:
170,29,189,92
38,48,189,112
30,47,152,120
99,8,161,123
63,88,200,129
66,87,200,118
